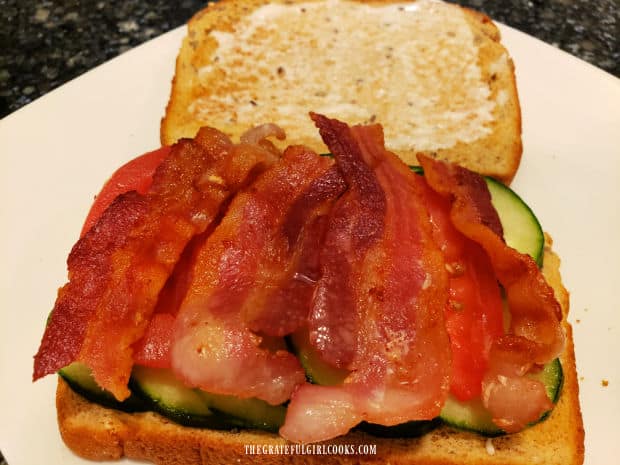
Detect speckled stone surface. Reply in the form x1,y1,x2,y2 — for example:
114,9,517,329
0,0,617,462
1,0,618,120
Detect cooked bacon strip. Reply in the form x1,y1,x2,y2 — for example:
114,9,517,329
171,146,340,404
245,164,346,336
281,115,451,443
134,158,340,365
33,128,277,400
132,313,176,369
419,154,564,432
307,117,387,369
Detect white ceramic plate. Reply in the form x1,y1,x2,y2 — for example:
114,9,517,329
0,23,618,465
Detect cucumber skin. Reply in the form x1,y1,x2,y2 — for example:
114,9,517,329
58,363,147,413
130,366,286,432
484,176,544,267
128,376,249,430
196,391,286,433
59,363,285,432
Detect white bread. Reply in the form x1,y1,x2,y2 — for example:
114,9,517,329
56,237,584,465
160,0,522,183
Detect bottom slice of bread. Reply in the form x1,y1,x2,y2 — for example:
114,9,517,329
56,239,584,465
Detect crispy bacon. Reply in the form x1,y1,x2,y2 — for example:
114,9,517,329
132,313,175,369
419,154,564,432
170,146,340,404
33,128,277,400
280,115,451,442
244,164,346,336
35,112,564,438
131,231,208,369
307,117,387,369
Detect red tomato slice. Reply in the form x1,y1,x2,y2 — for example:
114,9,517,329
422,182,504,401
80,146,171,237
445,243,505,400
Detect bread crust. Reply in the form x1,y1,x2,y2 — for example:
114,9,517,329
56,238,583,465
160,0,522,184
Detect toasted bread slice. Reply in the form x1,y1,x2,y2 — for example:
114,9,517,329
161,0,522,183
56,237,584,465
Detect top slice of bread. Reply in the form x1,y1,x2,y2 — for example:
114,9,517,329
161,0,522,183
56,236,584,465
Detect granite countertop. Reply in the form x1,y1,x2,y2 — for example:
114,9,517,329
0,0,617,463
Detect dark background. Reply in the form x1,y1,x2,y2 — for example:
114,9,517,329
0,0,618,463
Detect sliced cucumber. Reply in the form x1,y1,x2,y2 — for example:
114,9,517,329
58,362,146,412
131,365,286,432
440,358,563,436
440,395,502,436
290,293,560,438
197,390,286,432
322,161,544,263
130,365,221,428
484,177,544,266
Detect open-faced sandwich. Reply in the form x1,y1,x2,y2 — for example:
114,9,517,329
34,113,583,464
33,0,584,463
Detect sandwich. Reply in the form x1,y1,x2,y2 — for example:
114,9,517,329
161,0,522,183
32,0,584,463
34,113,583,465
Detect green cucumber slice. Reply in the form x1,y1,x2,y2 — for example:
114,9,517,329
440,395,501,436
197,390,286,432
58,362,146,412
130,365,220,428
439,358,563,436
484,177,544,266
131,365,286,431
